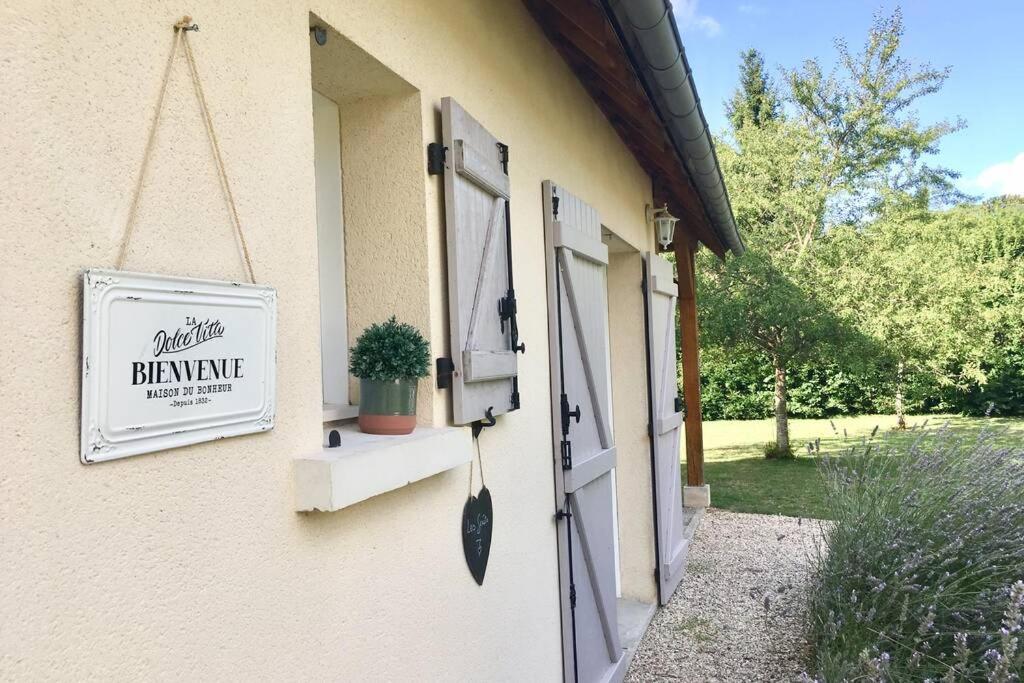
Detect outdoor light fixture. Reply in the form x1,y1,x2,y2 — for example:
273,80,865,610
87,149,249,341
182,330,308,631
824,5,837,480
647,203,679,250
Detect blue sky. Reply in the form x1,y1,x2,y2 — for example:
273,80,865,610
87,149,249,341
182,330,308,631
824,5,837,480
674,1,1024,197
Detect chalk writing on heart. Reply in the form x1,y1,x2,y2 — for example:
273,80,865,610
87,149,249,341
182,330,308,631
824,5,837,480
461,486,493,585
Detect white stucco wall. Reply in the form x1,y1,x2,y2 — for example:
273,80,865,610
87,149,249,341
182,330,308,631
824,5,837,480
0,0,658,679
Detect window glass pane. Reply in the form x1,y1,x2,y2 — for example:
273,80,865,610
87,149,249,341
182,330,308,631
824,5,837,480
312,90,349,408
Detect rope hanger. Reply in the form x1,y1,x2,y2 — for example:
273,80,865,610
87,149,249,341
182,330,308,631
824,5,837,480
116,16,257,284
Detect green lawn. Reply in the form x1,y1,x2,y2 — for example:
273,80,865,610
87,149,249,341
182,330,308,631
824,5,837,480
687,414,1024,518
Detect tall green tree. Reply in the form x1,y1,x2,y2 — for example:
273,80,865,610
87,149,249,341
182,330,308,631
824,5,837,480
726,49,780,132
703,56,836,453
700,10,962,452
787,8,964,224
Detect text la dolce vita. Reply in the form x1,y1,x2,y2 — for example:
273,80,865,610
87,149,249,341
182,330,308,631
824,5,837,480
132,317,242,386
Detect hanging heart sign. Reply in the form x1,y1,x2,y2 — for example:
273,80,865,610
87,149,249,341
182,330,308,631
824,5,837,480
461,486,493,585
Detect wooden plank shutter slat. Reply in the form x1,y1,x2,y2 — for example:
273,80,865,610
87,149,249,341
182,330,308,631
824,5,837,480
553,220,609,265
569,486,622,662
644,252,689,606
651,274,675,297
462,350,517,383
454,139,511,199
441,97,520,425
557,248,612,450
564,446,616,493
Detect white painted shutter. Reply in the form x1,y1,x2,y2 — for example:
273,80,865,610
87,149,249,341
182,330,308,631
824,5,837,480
441,97,521,425
544,181,625,683
644,253,688,605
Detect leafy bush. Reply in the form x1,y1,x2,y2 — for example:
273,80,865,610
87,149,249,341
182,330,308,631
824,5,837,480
349,316,430,382
763,441,795,459
805,423,1024,681
698,343,1024,421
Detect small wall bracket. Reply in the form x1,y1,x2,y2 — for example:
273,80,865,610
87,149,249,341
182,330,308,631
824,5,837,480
427,142,447,175
436,357,455,390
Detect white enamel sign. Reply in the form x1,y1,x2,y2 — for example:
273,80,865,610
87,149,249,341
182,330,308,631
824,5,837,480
81,269,277,463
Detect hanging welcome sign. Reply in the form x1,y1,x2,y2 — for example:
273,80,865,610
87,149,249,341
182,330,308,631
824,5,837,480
80,270,277,463
79,18,277,463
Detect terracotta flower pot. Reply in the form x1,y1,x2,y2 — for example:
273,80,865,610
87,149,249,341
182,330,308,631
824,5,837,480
357,377,417,435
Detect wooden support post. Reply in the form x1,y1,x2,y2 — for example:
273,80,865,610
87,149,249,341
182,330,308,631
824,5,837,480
673,235,705,487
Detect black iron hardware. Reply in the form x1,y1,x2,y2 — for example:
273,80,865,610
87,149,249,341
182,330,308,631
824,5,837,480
498,290,526,354
569,583,577,609
510,389,520,410
427,142,447,175
552,194,560,219
560,393,581,435
436,357,455,389
471,406,496,439
328,429,341,448
496,142,509,171
675,395,686,417
555,508,572,521
560,440,573,470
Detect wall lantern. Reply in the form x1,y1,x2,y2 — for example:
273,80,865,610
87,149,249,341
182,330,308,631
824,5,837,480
647,203,679,250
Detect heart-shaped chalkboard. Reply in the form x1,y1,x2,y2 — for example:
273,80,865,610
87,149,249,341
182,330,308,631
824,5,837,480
461,486,493,585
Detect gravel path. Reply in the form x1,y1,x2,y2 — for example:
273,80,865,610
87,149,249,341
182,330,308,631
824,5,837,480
626,509,822,682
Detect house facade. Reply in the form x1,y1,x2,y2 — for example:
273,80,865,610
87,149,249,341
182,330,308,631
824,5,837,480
1,1,741,680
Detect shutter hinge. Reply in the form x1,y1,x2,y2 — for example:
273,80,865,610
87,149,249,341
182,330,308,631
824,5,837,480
569,583,577,609
510,387,521,410
647,422,653,439
435,357,455,389
427,142,446,175
552,194,560,219
496,141,509,174
555,508,571,522
560,440,573,470
676,395,686,417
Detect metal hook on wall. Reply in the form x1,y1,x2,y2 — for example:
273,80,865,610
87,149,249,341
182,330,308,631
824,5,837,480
471,406,496,440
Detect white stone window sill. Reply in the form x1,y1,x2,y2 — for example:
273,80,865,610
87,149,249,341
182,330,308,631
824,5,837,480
293,423,472,512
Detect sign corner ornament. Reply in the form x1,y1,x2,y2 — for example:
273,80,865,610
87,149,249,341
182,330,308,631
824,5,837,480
80,269,277,463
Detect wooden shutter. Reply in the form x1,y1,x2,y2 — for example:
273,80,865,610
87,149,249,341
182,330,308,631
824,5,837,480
543,181,625,683
441,97,521,425
644,253,688,605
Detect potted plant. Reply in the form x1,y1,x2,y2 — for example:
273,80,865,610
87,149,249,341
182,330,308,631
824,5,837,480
349,316,430,435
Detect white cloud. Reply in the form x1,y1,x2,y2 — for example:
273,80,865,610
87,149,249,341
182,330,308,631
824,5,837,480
674,0,722,38
973,152,1024,197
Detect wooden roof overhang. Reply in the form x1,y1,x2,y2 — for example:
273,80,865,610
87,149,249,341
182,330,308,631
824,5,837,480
522,0,727,257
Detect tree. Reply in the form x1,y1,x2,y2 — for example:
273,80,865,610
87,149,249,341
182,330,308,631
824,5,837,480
700,10,962,452
786,8,964,224
698,246,862,453
824,198,1024,426
726,49,780,132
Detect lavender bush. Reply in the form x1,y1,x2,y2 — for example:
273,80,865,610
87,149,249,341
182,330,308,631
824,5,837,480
805,422,1024,681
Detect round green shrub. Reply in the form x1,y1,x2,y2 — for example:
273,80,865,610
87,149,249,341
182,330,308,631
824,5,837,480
349,316,430,382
